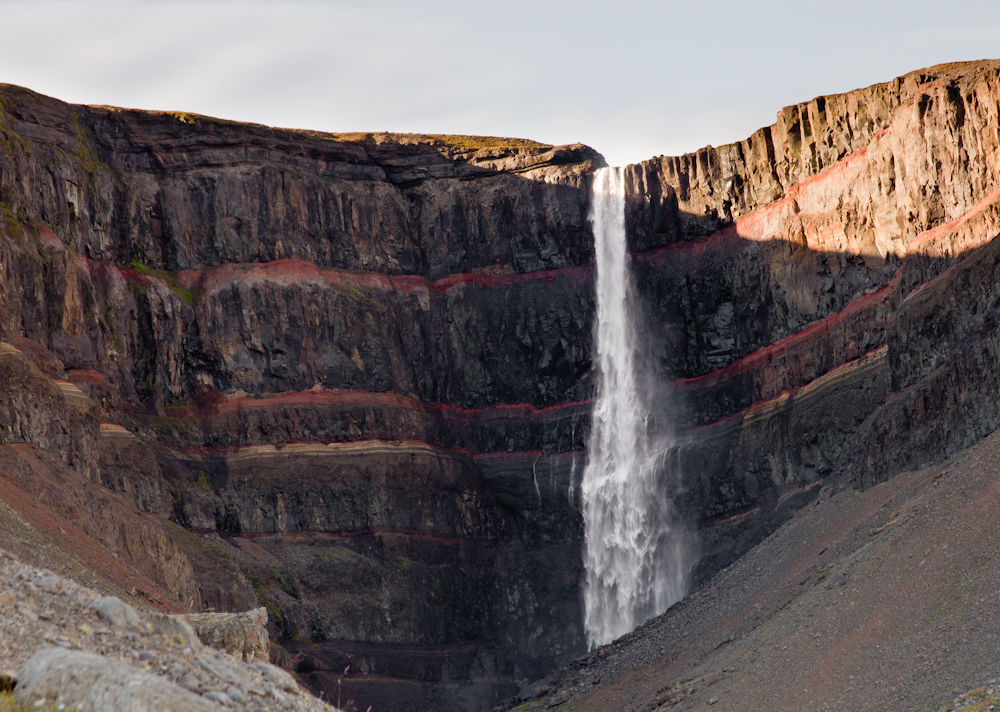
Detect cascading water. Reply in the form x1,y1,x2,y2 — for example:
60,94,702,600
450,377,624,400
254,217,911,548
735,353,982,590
581,166,693,648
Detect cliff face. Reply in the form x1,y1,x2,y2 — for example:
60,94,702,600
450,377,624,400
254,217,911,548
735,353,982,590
0,89,602,711
2,60,1000,712
605,60,1000,579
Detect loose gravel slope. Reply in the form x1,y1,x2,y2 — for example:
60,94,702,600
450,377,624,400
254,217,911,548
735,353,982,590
517,426,1000,712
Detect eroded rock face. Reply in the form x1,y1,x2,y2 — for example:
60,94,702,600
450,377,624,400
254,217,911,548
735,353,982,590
0,342,97,480
2,60,1000,712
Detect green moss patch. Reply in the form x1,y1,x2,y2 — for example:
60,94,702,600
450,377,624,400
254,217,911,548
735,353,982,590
0,692,25,712
128,260,198,306
0,94,29,157
70,113,102,179
507,701,547,712
0,202,23,240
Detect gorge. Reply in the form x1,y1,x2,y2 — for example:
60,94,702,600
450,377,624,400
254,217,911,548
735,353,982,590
1,58,1000,711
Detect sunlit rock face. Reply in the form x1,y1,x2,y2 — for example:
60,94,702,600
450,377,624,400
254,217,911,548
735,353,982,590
2,59,1000,711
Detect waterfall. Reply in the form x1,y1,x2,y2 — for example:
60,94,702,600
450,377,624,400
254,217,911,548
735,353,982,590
581,166,693,648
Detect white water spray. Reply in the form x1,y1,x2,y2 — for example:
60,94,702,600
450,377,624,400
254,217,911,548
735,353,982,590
581,167,693,648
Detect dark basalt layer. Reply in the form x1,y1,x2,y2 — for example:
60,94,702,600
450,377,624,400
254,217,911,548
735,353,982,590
0,85,601,278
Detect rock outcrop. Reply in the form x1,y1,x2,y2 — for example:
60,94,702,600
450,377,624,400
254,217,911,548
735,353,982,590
2,59,1000,712
181,608,269,663
16,648,219,712
0,552,333,712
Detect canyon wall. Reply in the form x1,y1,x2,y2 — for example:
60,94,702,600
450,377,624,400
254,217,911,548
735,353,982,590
1,59,1000,711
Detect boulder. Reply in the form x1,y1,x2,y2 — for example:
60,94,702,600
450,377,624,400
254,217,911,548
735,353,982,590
181,608,269,662
14,648,216,712
88,596,142,630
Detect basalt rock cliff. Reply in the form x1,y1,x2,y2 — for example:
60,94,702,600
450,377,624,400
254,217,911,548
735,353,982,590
1,59,1000,712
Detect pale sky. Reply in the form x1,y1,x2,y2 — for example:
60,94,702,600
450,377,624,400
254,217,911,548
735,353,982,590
2,0,999,166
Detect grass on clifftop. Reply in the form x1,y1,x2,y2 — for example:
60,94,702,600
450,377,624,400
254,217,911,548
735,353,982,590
160,111,550,151
166,111,264,129
297,130,552,151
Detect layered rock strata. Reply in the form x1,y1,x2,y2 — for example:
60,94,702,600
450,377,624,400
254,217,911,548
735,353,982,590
1,60,1000,711
0,91,603,710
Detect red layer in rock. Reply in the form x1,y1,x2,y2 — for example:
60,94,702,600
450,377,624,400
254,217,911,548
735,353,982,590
699,480,823,530
674,347,887,438
173,258,594,298
472,450,544,463
66,369,107,385
632,134,882,272
673,273,900,394
2,332,66,379
154,131,885,299
237,527,497,545
906,183,1000,256
435,399,592,420
164,388,593,423
171,348,882,461
181,297,890,426
428,262,593,291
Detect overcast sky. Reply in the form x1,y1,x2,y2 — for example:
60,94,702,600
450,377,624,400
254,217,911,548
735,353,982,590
2,0,999,166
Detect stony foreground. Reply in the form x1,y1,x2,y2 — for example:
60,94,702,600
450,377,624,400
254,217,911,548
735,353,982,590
0,551,338,711
513,426,1000,711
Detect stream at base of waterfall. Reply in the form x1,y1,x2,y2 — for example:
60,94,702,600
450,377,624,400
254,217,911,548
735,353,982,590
581,166,696,648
